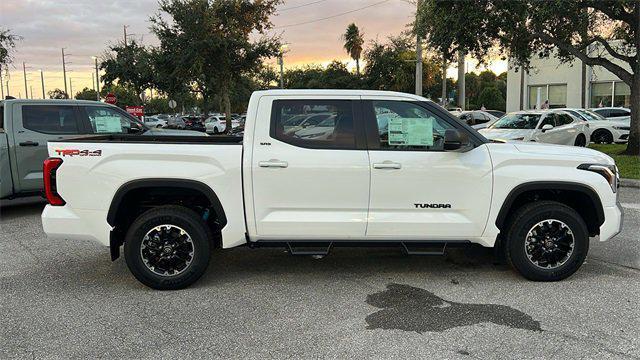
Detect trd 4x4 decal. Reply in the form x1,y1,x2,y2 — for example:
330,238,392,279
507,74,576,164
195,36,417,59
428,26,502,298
54,149,102,157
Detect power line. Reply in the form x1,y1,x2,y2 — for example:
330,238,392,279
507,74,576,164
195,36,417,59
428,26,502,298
274,0,391,29
278,0,328,12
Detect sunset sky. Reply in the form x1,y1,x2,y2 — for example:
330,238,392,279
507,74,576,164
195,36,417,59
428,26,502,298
2,0,507,99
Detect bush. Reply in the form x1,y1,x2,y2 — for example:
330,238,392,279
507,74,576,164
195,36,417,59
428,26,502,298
477,86,505,111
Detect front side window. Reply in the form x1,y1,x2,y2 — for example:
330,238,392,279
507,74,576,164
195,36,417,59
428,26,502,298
371,101,454,151
22,105,79,134
271,100,356,149
491,113,541,130
83,106,144,134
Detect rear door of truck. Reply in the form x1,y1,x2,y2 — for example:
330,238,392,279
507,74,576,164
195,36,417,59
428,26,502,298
250,95,371,239
11,103,85,193
0,103,13,198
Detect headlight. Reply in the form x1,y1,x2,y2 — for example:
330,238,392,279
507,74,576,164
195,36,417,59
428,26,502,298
578,164,618,192
613,126,630,131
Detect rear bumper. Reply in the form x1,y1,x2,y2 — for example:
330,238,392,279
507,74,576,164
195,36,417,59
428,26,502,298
41,205,111,247
598,202,624,242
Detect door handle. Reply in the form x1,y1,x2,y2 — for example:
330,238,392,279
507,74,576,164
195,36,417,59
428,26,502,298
373,162,402,170
19,141,39,147
259,160,289,168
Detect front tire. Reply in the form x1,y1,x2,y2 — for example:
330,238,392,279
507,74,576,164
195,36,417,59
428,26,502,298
124,206,212,290
591,129,614,144
504,201,589,281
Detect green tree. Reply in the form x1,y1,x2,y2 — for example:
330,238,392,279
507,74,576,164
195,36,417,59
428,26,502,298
151,0,282,133
477,86,506,111
342,23,365,76
100,40,155,96
48,88,68,99
75,87,99,101
416,0,640,155
0,28,19,72
363,36,416,93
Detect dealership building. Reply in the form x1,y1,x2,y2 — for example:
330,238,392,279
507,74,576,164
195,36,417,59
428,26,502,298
506,47,631,112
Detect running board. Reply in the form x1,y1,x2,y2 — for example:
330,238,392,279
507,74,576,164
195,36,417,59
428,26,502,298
401,242,447,256
286,242,333,256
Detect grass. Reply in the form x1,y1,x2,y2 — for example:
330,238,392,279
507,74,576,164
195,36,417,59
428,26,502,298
589,144,640,180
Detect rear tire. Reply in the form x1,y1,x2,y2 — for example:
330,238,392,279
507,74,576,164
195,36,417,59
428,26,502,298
503,201,589,281
574,134,587,147
124,206,212,290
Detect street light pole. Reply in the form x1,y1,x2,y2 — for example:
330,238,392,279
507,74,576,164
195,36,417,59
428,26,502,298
0,67,4,99
441,55,447,106
457,50,465,110
40,70,45,99
278,55,284,89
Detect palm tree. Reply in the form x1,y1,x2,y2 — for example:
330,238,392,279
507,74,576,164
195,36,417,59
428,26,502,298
342,23,364,76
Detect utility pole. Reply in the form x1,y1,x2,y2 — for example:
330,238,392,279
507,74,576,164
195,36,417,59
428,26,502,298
40,70,45,99
441,55,447,106
62,48,68,97
0,67,4,99
30,85,33,100
69,79,73,99
415,0,423,96
457,50,465,110
124,25,129,47
23,62,28,99
278,45,288,89
93,56,100,100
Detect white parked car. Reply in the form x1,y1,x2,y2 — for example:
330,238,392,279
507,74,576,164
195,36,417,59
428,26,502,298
591,107,631,121
479,110,590,146
205,116,240,134
457,110,499,129
560,108,630,144
142,116,167,128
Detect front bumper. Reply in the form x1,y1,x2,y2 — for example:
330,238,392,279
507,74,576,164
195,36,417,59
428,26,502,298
598,202,624,242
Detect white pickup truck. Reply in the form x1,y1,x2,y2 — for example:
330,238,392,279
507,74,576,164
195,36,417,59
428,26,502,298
42,90,623,290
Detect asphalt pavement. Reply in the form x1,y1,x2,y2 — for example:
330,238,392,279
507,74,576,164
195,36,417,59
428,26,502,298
1,187,639,359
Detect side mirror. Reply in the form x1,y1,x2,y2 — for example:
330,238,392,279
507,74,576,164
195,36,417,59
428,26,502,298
541,124,554,132
444,129,470,151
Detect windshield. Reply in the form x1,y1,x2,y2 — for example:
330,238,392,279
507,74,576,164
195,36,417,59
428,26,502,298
576,109,605,121
490,113,541,129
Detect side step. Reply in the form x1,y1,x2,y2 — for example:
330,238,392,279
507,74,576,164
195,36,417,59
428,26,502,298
286,242,333,256
401,242,447,256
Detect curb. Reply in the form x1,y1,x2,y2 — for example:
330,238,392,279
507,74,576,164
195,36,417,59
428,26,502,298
620,178,640,189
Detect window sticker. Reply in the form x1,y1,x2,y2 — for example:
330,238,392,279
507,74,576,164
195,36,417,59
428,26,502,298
388,117,434,146
93,116,123,133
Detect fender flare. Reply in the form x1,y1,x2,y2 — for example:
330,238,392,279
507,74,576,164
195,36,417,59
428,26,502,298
107,178,227,228
495,181,605,230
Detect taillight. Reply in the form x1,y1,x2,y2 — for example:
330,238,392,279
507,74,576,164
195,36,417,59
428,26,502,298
43,157,65,206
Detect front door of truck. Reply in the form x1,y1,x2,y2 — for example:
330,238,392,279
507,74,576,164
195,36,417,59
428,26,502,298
251,96,370,239
363,98,493,239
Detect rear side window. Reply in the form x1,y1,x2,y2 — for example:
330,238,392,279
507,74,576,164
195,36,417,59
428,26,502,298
22,105,79,134
556,114,574,125
609,109,629,117
271,100,357,149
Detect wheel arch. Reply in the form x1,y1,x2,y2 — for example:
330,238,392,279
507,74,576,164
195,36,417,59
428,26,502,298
495,181,605,236
107,178,227,260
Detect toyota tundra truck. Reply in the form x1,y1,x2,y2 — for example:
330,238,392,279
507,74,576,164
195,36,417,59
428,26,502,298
41,90,623,290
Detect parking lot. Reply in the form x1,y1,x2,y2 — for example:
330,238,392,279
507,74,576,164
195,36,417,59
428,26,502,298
1,187,639,359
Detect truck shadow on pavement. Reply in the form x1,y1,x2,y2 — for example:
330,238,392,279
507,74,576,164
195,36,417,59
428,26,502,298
365,283,543,333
